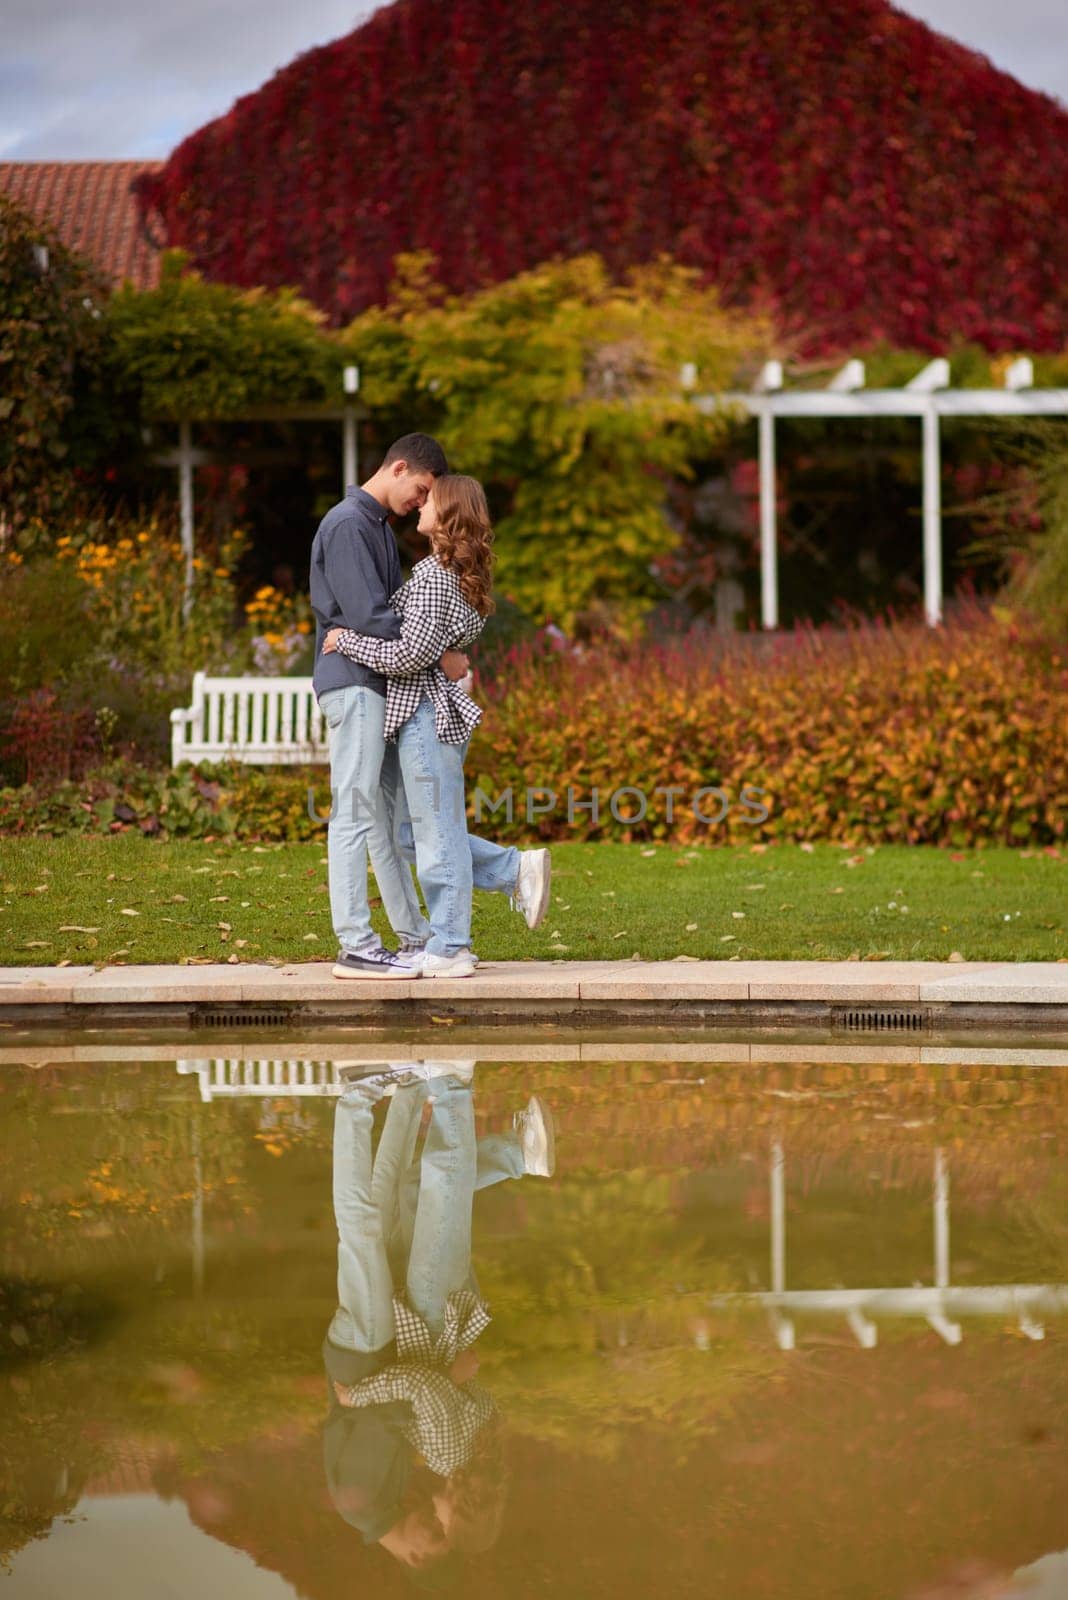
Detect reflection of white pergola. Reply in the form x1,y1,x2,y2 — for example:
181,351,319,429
710,1142,1067,1350
696,357,1068,630
178,1057,377,1099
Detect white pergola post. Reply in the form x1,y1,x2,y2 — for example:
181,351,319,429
921,405,942,627
342,365,360,492
768,1140,794,1348
756,361,783,630
905,360,950,627
928,1145,962,1344
933,1145,950,1290
770,1139,786,1294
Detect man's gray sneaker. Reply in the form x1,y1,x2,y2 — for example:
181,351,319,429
512,848,551,930
514,1094,556,1177
333,946,416,980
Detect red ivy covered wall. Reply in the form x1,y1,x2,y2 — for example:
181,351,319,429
137,0,1068,354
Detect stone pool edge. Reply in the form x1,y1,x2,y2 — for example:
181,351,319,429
1,959,1067,1035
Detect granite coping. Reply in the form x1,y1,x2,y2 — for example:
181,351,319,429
1,959,1066,1007
2,1040,1067,1069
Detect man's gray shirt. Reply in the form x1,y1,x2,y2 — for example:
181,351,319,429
310,487,403,700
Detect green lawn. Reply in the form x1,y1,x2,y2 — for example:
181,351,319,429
1,836,1064,966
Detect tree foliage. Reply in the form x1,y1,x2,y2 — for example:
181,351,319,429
0,196,111,535
347,254,766,626
106,250,353,420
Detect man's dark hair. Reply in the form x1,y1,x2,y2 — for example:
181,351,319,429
383,433,449,476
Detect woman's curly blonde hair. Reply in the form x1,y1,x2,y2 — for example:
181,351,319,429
430,474,496,617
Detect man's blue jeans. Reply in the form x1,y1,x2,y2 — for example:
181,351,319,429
328,1075,525,1354
394,698,521,958
319,685,431,954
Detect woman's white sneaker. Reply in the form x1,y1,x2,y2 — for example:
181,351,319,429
512,848,551,930
514,1094,556,1177
419,949,478,979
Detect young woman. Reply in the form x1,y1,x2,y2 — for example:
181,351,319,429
323,473,549,977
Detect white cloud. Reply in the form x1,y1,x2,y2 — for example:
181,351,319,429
3,0,380,158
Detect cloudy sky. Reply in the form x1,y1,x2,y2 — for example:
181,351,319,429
3,0,1066,162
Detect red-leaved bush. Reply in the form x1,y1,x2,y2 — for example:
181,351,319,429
465,599,1068,846
137,0,1068,354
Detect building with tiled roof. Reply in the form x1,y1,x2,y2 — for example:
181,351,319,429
0,160,165,289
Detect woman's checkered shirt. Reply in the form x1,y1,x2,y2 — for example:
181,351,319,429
335,556,485,745
341,1289,494,1477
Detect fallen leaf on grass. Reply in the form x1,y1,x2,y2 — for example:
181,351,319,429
828,887,844,895
22,940,50,949
209,896,229,904
732,911,746,919
674,954,700,962
948,951,966,962
59,925,99,933
119,908,140,917
799,843,815,854
685,922,699,931
720,935,737,943
640,849,656,858
226,954,240,965
302,933,318,941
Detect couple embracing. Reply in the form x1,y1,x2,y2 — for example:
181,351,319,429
310,433,551,981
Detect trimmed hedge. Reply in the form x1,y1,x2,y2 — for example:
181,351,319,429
466,600,1066,848
1,603,1062,847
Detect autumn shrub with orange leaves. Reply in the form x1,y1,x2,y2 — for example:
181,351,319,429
466,598,1067,849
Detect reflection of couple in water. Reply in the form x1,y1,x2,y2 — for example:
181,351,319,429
322,1062,555,1580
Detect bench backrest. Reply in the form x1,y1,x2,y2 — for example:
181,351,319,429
172,673,329,765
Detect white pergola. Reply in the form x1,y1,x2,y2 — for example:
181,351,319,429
696,356,1068,629
709,1141,1067,1350
153,365,364,617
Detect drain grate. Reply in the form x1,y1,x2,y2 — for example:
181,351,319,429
192,1009,289,1030
839,1007,927,1033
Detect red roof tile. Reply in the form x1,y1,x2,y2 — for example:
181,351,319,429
0,160,166,289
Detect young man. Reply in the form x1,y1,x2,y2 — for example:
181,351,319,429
311,434,551,980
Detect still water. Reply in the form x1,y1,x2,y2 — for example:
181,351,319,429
1,1044,1066,1599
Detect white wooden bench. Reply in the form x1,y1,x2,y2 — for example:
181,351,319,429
170,673,329,766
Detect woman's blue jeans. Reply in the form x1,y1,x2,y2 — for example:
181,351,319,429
328,1075,525,1354
394,698,520,957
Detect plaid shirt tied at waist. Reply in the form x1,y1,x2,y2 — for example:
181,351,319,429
335,557,486,745
342,1289,494,1477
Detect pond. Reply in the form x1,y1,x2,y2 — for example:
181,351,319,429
2,1044,1066,1599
